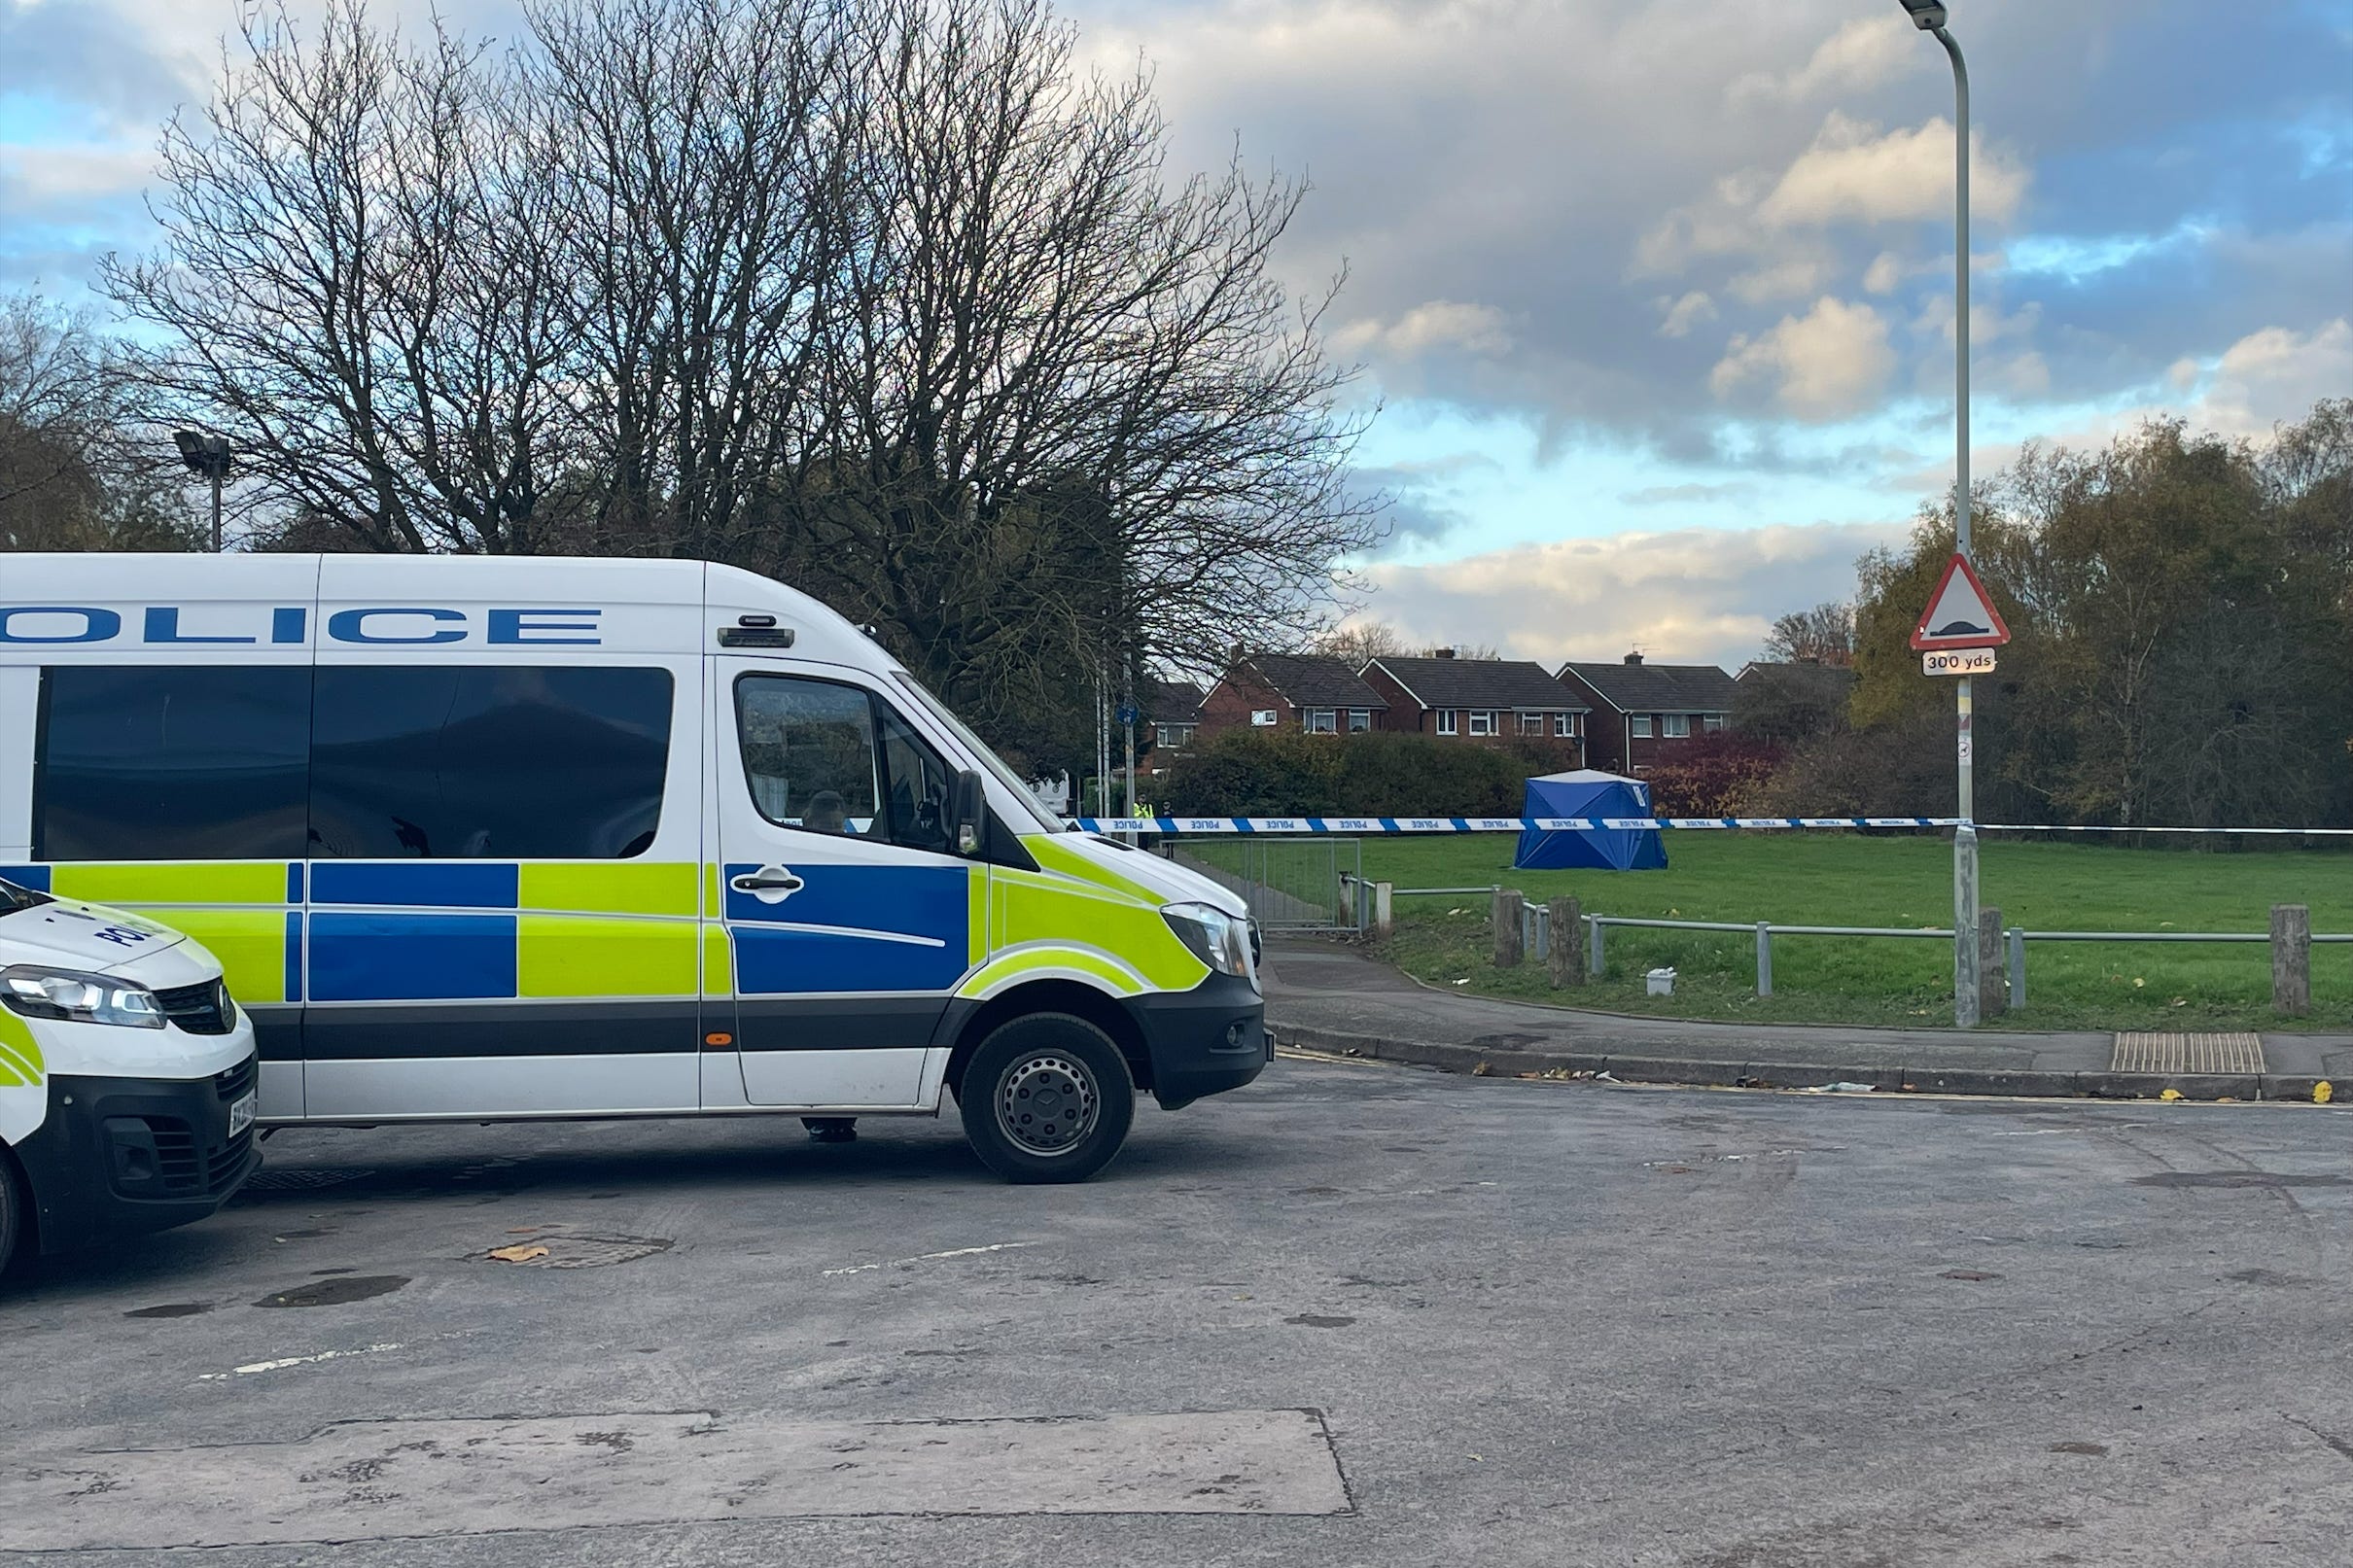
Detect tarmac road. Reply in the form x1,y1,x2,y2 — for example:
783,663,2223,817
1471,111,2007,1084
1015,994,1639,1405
4,1057,2350,1566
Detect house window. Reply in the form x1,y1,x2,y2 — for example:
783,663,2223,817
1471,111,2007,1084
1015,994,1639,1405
1306,709,1338,734
1555,713,1579,738
1250,709,1278,727
1348,709,1372,733
1630,714,1653,738
1436,710,1457,736
1703,714,1725,732
1518,713,1546,736
1156,723,1195,749
1467,711,1496,737
1662,714,1692,739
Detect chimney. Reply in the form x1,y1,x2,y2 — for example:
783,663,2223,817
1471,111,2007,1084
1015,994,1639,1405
1433,645,1456,660
1623,650,1644,666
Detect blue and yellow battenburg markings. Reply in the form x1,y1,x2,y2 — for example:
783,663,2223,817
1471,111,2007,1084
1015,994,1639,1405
1,861,712,1005
0,848,1212,1015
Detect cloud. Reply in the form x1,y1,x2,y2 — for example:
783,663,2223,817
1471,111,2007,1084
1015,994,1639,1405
1862,251,1906,294
1357,520,1906,670
1655,291,1715,338
1710,296,1897,421
1333,300,1514,362
1619,480,1761,507
1757,113,2029,229
1726,15,1918,111
2188,318,2353,436
1728,257,1838,303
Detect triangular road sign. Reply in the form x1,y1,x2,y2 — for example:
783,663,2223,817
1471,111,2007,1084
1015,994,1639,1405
1910,552,2011,650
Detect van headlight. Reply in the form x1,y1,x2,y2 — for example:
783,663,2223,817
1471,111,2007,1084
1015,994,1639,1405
1,966,166,1028
1162,902,1252,977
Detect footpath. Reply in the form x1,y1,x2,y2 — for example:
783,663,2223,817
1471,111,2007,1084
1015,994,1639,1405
1261,937,2351,1101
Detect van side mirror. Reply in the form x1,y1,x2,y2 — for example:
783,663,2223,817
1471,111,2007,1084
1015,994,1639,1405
952,770,986,856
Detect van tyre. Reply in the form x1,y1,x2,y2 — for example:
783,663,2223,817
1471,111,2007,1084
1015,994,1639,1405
0,1151,24,1276
959,1014,1134,1184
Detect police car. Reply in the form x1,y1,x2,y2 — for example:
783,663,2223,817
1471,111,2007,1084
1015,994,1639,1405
0,555,1267,1186
1,878,260,1271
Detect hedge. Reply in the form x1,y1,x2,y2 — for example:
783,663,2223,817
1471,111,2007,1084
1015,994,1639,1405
1158,729,1580,817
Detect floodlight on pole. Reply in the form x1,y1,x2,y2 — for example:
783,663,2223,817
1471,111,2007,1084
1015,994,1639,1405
1898,1,1949,29
173,429,232,552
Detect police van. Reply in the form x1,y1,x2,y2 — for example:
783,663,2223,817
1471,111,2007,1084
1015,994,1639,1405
0,555,1266,1185
1,878,260,1270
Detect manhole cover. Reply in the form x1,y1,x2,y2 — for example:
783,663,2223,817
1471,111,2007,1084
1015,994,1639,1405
480,1234,672,1270
242,1168,376,1191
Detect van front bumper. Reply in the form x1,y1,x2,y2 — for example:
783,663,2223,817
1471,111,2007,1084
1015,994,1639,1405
1126,972,1270,1110
14,1062,263,1255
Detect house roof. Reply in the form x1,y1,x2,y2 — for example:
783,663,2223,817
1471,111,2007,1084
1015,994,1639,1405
1735,660,1857,702
1140,677,1207,719
1557,659,1738,714
1366,655,1589,713
1233,653,1388,710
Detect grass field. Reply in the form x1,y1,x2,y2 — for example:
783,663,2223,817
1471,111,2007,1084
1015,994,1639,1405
1195,833,2353,1030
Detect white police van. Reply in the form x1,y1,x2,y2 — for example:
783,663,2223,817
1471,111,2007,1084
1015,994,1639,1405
0,555,1266,1186
1,878,260,1271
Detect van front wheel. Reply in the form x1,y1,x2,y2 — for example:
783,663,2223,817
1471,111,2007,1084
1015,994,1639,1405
958,1014,1135,1184
0,1151,24,1276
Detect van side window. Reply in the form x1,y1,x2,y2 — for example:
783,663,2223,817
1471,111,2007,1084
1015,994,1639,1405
35,665,311,860
735,676,957,854
310,666,672,859
736,678,882,833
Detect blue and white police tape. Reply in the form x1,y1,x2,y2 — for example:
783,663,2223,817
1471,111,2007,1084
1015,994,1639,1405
1074,816,1961,833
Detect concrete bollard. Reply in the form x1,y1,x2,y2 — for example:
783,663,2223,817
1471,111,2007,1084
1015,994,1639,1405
2272,903,2311,1017
1374,882,1393,938
1493,889,1525,968
1977,908,2007,1019
1549,897,1586,988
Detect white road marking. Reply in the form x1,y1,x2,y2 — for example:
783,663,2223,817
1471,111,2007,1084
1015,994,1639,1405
822,1242,1035,1276
197,1343,403,1381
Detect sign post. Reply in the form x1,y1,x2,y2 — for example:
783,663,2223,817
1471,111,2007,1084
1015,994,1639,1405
1912,551,2010,1025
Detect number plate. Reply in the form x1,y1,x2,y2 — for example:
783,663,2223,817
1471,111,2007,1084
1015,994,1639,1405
228,1093,257,1138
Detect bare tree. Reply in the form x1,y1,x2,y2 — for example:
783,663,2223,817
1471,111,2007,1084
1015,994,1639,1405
0,293,195,551
106,0,1380,753
1761,601,1854,665
1312,621,1408,666
106,1,582,552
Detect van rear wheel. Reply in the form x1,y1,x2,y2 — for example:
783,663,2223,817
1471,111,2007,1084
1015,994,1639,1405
958,1014,1135,1184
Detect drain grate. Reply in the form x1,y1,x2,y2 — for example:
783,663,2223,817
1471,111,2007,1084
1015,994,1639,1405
2112,1032,2265,1075
242,1168,376,1191
480,1234,672,1270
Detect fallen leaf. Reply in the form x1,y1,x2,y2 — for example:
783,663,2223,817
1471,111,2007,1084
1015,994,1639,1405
2158,1088,2184,1102
2316,1081,2335,1105
487,1244,549,1264
2131,977,2146,989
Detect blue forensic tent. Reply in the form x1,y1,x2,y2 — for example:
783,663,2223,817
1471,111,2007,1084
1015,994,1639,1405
1513,770,1668,871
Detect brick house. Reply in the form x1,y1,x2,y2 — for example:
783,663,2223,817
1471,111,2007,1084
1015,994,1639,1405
1138,677,1208,780
1358,652,1589,761
1194,654,1388,740
1553,653,1738,775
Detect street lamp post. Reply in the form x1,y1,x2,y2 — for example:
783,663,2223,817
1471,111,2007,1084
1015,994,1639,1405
1898,2,1981,1026
172,430,232,552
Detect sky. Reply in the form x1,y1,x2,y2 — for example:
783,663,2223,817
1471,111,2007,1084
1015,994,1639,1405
5,0,2351,668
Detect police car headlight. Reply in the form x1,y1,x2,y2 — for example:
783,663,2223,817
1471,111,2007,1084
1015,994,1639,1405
1162,902,1251,977
0,965,166,1028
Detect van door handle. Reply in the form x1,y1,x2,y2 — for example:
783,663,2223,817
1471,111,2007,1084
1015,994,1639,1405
731,867,805,903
